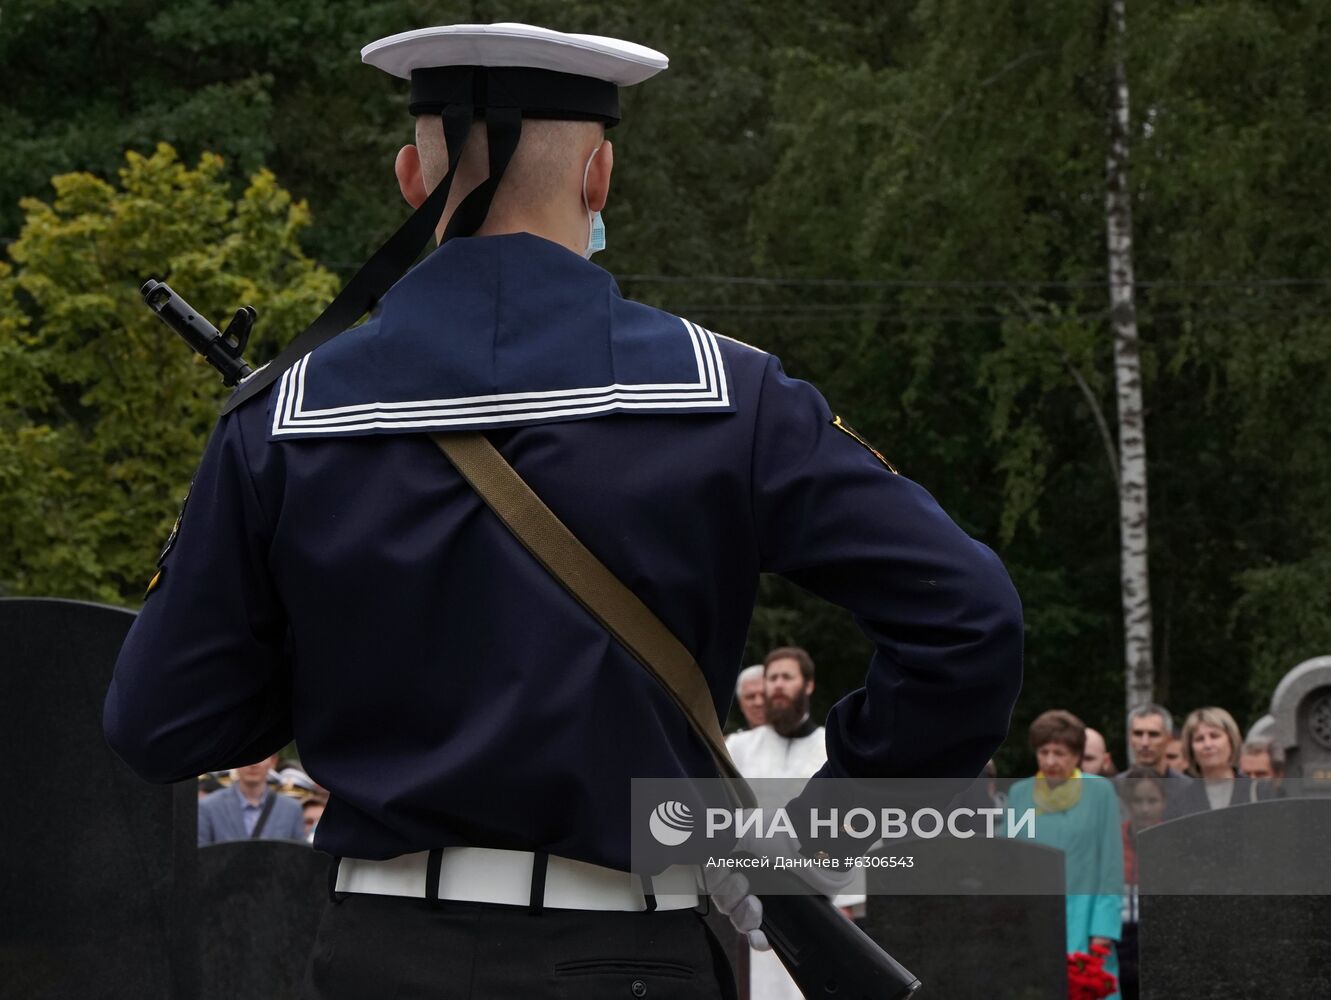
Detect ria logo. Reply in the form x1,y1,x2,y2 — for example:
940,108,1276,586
649,801,695,846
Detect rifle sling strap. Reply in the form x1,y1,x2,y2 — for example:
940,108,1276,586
430,431,754,808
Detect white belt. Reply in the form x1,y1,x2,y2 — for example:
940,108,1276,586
335,847,701,912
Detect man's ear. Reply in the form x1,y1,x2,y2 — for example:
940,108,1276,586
395,144,428,209
804,679,815,697
585,139,614,213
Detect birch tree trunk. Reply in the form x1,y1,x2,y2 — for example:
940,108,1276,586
1107,0,1155,713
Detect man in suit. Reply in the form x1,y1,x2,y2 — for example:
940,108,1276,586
198,752,306,845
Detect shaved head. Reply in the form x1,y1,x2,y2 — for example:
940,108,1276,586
414,117,605,231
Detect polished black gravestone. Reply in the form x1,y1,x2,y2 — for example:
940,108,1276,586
0,598,198,1000
859,838,1067,1000
199,841,331,1000
1137,799,1331,999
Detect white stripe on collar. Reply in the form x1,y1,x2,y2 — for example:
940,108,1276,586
271,318,730,437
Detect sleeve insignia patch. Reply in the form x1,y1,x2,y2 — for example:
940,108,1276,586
149,482,193,597
832,415,899,474
157,483,192,566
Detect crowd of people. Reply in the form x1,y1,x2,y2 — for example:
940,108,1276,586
198,649,1286,1000
1000,702,1286,1000
723,653,1289,1000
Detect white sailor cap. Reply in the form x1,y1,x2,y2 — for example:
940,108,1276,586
362,23,668,126
277,766,316,792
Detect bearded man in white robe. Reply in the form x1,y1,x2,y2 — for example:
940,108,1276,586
727,647,865,999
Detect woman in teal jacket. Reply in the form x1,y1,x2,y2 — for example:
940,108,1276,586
1008,710,1124,999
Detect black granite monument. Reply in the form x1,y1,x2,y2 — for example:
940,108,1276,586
198,841,331,1000
1137,792,1331,997
0,598,198,1000
859,837,1068,999
3,597,331,999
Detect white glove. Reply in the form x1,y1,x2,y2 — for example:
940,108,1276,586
705,810,858,950
704,867,770,951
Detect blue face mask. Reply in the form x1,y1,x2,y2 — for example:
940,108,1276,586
582,145,606,258
587,212,606,256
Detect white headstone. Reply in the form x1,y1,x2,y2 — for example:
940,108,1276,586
1267,655,1331,792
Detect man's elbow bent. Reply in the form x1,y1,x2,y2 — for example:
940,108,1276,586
103,687,194,785
964,541,1025,718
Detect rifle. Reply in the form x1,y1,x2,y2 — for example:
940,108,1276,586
760,868,920,998
141,286,923,1000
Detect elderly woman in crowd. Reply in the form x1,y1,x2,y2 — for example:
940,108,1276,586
1008,709,1124,998
1166,706,1267,817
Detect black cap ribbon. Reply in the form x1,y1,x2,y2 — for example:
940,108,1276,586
222,63,612,416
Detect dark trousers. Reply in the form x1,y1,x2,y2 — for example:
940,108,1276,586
302,893,737,999
1117,921,1139,1000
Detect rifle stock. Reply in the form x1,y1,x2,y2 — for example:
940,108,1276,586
760,879,921,999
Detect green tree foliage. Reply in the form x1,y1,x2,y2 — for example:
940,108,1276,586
743,1,1123,762
743,0,1331,763
1128,0,1331,724
1,0,451,266
0,144,336,601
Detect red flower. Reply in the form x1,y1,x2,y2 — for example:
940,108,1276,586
1066,944,1118,999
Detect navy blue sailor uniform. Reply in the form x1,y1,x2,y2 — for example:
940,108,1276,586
106,232,1022,864
105,234,1023,993
104,19,1022,999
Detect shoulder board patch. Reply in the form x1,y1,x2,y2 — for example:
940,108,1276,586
712,331,766,354
144,566,165,599
832,415,899,474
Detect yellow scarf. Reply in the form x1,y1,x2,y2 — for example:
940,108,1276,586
1033,768,1083,814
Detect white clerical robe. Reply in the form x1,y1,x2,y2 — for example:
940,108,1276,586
727,722,828,781
724,723,865,1000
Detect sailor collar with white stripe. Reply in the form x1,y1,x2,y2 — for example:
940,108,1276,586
268,233,733,439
